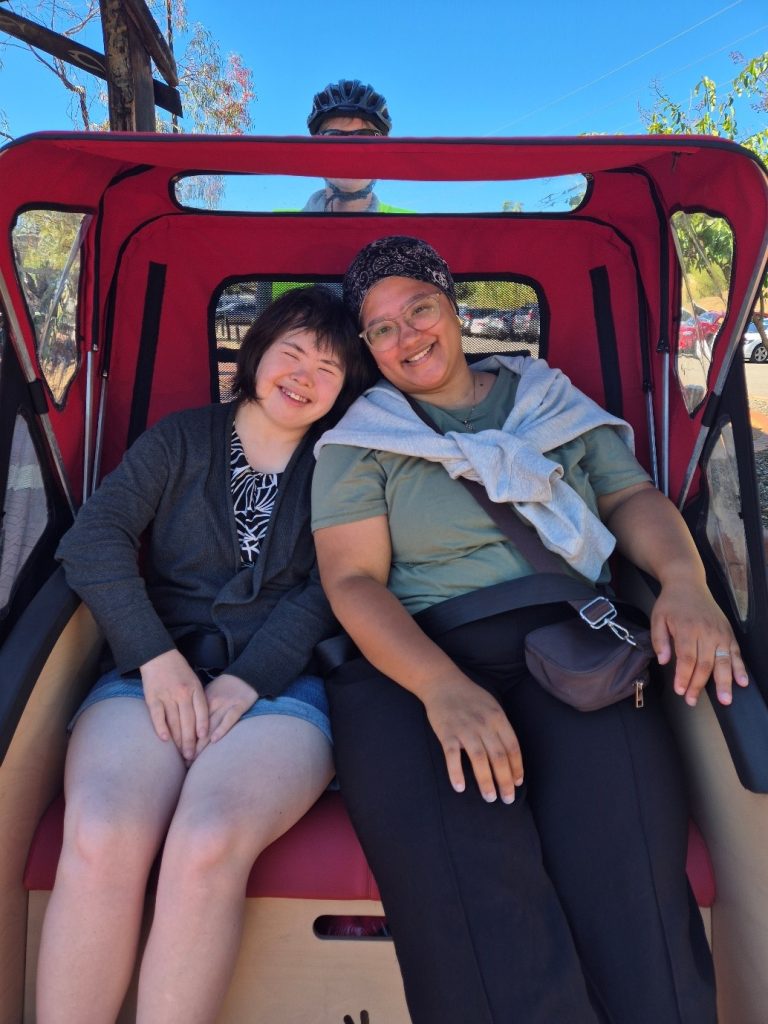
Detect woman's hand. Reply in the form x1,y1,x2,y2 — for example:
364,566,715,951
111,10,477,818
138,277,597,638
140,649,209,761
192,674,258,759
316,517,523,803
600,484,750,708
651,576,749,707
422,675,523,804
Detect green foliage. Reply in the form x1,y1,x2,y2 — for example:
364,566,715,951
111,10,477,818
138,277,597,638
671,211,733,307
646,52,767,306
644,50,768,161
11,208,85,402
455,280,536,310
157,12,255,136
13,208,83,271
671,211,733,280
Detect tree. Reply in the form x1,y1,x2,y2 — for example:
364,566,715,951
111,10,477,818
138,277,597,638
0,0,255,136
644,50,768,329
644,50,767,161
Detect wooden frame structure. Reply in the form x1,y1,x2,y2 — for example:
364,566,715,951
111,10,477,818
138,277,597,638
0,0,181,129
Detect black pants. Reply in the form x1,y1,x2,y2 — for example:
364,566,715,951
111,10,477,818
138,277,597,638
327,611,716,1024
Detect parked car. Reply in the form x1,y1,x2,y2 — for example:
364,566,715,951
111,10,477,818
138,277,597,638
743,317,768,363
511,303,540,338
469,309,514,339
678,315,719,360
215,295,259,322
697,310,725,330
464,307,497,335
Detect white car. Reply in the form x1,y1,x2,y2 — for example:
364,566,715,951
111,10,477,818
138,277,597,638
743,317,768,363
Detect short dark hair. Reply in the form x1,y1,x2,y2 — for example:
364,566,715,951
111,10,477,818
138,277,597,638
232,286,376,426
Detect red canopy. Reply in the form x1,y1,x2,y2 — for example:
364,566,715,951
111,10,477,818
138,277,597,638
1,132,766,504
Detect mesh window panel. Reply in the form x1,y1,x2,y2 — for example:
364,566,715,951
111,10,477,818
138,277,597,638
457,280,541,359
213,278,542,402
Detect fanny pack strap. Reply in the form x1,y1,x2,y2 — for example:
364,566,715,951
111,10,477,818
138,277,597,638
315,572,600,674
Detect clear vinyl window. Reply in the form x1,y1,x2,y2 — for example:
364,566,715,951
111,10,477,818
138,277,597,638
704,420,750,622
671,210,732,415
176,171,588,215
12,208,91,409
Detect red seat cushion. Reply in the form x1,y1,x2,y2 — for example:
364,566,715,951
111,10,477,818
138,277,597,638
23,791,380,901
23,794,715,908
685,819,716,908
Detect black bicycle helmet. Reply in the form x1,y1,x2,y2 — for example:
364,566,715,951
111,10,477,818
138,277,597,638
308,79,392,136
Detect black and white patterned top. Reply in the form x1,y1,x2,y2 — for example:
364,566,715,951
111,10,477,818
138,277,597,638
231,427,281,565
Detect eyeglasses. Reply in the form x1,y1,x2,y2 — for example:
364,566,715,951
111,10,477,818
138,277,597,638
360,293,444,352
316,128,383,137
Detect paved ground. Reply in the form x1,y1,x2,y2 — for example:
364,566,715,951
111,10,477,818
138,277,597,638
751,416,768,455
747,364,768,454
746,363,768,404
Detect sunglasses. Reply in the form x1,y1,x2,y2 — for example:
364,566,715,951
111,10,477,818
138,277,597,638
316,128,383,137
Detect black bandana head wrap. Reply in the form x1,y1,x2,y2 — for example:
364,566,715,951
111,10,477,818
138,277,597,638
343,236,458,321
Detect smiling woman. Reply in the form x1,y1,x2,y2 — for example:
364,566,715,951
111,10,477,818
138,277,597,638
233,306,363,465
358,279,472,404
254,331,342,423
34,286,376,1024
311,235,746,1024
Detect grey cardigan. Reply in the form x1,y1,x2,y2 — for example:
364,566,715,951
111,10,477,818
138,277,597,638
56,402,336,696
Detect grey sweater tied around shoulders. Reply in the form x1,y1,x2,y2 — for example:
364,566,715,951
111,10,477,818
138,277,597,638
316,355,636,582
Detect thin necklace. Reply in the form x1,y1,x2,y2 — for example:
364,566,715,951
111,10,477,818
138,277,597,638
460,374,482,432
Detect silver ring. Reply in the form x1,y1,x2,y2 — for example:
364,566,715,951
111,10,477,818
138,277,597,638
714,649,730,659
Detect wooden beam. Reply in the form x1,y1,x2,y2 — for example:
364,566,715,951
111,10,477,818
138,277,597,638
0,9,182,117
98,0,155,130
123,0,178,88
127,11,157,130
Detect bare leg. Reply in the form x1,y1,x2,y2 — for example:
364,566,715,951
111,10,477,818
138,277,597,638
36,699,187,1024
136,715,333,1024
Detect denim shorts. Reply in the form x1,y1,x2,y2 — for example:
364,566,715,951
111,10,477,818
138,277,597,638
69,667,332,744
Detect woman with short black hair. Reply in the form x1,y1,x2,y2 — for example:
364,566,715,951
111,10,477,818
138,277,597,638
37,286,374,1024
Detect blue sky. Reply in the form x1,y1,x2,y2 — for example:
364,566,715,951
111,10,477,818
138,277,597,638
1,0,766,210
198,0,768,140
1,0,766,137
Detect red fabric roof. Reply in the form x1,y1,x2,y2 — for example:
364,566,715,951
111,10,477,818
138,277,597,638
1,133,766,505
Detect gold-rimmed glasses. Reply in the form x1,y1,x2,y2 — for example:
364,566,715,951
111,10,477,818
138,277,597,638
360,292,444,352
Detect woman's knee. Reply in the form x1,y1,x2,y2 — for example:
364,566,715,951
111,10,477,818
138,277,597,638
160,805,262,888
61,795,163,881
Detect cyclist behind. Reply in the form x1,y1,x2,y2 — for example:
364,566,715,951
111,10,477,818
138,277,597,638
304,79,396,213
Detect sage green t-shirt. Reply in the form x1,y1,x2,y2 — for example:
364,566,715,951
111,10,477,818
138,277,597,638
312,368,650,614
